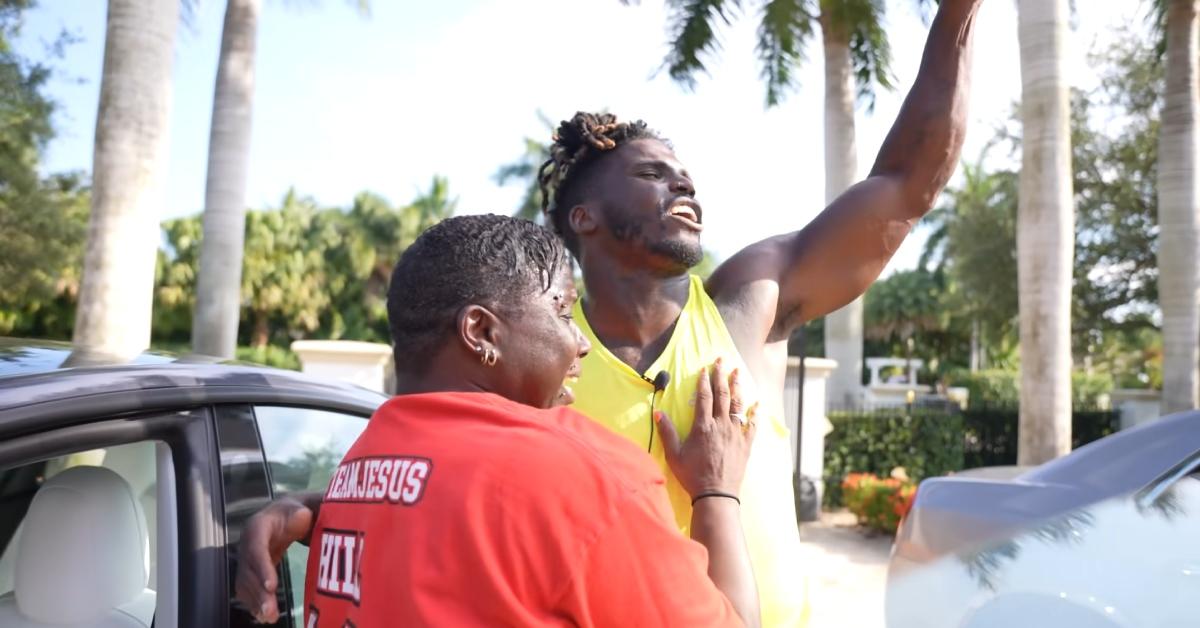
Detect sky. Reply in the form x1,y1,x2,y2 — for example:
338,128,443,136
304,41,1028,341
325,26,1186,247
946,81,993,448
15,0,1147,271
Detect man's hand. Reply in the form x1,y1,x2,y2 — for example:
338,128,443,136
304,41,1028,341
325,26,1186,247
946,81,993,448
657,358,758,499
235,496,317,623
708,0,983,341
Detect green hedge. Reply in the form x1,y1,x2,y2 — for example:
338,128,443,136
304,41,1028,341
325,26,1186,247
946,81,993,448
945,369,1114,408
824,405,1120,508
235,345,301,370
823,408,964,508
945,369,1018,406
150,342,301,371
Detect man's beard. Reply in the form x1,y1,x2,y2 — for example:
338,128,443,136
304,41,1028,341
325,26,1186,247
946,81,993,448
648,238,703,270
607,212,703,270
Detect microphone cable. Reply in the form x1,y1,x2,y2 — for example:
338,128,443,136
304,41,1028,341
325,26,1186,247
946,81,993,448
643,370,670,453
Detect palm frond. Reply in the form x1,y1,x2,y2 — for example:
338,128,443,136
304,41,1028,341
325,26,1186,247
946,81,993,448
914,0,938,26
493,163,534,185
846,0,894,111
661,0,742,89
1145,0,1167,58
756,0,817,107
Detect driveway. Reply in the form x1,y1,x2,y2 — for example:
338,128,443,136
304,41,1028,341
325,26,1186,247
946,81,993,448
798,510,893,628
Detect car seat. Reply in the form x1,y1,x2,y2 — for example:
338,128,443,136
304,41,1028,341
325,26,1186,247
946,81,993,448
0,466,156,627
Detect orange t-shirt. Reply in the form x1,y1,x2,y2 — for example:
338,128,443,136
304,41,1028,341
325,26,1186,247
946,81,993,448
302,391,742,627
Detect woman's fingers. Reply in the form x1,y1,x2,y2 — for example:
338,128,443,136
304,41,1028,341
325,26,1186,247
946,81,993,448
711,358,731,422
694,365,713,425
728,367,746,428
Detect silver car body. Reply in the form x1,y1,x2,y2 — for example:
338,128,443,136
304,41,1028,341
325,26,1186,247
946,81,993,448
887,410,1200,628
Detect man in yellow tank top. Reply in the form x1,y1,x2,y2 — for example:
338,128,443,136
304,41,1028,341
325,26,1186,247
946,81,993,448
235,3,984,624
535,4,982,624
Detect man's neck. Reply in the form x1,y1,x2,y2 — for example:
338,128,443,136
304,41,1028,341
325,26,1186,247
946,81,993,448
579,263,691,370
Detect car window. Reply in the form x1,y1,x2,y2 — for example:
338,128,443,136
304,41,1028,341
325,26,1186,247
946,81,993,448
255,406,368,628
216,405,279,628
0,441,162,627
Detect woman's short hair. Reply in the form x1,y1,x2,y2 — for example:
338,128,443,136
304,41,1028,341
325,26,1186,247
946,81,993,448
387,214,571,374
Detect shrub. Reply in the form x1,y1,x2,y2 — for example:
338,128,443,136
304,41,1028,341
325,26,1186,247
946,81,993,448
1071,371,1114,408
944,369,1019,407
824,404,1120,506
235,345,301,370
841,472,917,534
945,368,1115,409
823,407,963,507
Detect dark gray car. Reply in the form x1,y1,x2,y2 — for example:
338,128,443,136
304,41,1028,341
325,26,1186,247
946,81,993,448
0,338,386,628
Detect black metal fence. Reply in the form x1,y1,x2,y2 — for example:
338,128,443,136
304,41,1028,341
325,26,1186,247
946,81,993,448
962,405,1120,468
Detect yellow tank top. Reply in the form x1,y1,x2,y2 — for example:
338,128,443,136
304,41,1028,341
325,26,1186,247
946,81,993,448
571,275,809,627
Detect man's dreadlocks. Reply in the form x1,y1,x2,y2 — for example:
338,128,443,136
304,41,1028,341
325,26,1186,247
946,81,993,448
537,112,667,255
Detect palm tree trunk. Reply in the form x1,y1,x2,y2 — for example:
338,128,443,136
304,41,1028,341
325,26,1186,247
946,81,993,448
970,318,981,372
252,310,269,348
193,0,261,359
820,16,863,409
72,0,179,359
1158,0,1200,413
1016,0,1074,465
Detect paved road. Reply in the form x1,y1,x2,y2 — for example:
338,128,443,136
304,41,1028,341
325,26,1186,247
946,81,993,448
798,510,894,628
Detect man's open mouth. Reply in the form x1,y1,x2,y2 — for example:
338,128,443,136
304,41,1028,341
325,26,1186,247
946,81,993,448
668,200,703,230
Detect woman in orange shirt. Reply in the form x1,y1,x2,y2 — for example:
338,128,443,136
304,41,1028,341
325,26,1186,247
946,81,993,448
238,214,759,627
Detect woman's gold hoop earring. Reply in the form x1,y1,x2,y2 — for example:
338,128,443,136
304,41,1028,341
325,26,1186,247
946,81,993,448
485,348,498,366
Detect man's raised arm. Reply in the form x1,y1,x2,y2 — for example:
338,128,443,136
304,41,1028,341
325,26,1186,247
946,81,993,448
709,0,983,339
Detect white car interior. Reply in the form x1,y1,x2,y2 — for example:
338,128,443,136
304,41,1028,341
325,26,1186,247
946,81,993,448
0,440,177,628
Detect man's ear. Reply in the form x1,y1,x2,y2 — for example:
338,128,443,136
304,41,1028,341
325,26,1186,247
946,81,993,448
569,204,598,238
458,304,503,356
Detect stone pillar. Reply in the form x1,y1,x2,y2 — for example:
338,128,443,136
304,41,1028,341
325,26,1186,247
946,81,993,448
290,340,394,394
784,357,838,500
1110,388,1163,430
824,304,863,409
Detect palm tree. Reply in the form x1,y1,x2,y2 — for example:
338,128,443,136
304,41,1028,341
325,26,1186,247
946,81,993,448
920,156,1020,372
192,0,261,359
1154,0,1200,413
1016,0,1074,465
192,0,368,359
409,175,459,236
494,112,554,223
72,0,180,359
864,268,943,377
649,0,918,407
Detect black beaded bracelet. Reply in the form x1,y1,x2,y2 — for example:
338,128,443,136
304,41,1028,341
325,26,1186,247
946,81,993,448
691,491,740,506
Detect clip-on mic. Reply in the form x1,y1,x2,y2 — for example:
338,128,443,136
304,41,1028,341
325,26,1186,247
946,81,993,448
643,370,670,453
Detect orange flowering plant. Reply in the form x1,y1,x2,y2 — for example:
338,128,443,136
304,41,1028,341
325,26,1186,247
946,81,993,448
840,471,918,534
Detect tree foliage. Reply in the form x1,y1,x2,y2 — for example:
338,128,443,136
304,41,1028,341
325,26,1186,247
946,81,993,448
650,0,934,108
1069,31,1160,345
906,28,1163,387
0,2,89,337
155,179,456,351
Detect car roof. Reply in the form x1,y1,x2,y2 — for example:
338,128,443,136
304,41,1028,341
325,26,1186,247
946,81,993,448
0,338,387,438
1018,409,1200,493
0,337,180,379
